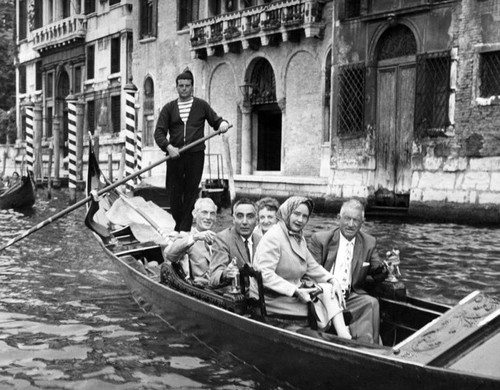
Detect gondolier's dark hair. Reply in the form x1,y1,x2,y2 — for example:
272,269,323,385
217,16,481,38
231,197,257,214
176,70,194,86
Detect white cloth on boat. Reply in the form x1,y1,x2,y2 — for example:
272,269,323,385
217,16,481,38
310,282,344,330
106,196,176,244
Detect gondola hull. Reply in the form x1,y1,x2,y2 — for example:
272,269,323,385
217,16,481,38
0,172,35,209
93,239,500,390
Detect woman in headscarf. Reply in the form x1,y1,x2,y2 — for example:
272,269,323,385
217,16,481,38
250,196,351,339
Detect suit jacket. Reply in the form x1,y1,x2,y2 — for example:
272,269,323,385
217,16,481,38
309,228,386,295
209,226,261,287
164,228,211,281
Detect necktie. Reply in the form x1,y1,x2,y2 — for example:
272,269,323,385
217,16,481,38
340,242,353,293
244,239,252,263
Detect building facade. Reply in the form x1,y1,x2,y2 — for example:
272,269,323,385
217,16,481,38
330,0,500,221
14,0,500,222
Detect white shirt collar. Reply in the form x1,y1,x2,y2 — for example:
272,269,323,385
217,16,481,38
339,233,355,247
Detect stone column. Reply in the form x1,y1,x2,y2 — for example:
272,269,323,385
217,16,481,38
241,104,252,175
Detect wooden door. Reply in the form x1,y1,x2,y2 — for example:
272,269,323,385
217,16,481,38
375,62,415,207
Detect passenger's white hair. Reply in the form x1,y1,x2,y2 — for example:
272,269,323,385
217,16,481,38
193,197,217,216
339,199,365,218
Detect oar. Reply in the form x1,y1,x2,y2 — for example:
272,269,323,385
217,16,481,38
0,127,231,252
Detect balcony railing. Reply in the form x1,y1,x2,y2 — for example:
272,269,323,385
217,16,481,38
190,0,325,57
32,15,87,52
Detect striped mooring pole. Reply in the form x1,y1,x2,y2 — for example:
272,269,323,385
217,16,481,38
24,98,35,176
66,94,78,202
124,79,138,193
135,131,143,183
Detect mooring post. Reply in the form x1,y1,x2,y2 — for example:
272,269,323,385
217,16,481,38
23,97,35,178
33,96,43,184
66,93,78,203
75,97,85,185
124,78,138,193
53,117,61,186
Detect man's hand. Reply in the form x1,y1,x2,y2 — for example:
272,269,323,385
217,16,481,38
193,230,216,245
167,144,180,159
219,121,230,133
222,260,239,280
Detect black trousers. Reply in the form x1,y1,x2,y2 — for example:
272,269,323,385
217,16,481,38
166,151,204,232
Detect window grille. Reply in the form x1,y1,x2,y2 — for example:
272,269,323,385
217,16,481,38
337,63,365,136
415,52,450,138
250,59,277,105
480,51,500,98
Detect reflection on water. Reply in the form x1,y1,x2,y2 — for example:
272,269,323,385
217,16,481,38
1,190,499,389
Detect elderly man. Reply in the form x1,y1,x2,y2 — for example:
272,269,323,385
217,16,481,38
164,197,217,285
209,198,261,288
309,198,388,344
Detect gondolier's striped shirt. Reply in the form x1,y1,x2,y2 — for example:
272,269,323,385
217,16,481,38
178,98,194,123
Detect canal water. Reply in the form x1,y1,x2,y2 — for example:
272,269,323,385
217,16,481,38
0,189,499,389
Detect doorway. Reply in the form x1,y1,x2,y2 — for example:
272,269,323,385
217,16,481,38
255,104,281,171
374,25,417,208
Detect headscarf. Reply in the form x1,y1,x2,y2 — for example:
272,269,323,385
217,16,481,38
276,196,314,237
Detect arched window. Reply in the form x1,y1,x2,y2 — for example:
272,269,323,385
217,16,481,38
376,25,417,61
248,58,281,171
250,59,276,105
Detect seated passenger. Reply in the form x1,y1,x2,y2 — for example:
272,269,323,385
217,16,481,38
209,198,261,288
255,197,280,235
309,198,389,344
250,196,351,339
164,198,217,285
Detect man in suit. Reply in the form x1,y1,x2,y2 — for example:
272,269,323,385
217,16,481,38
209,198,261,288
309,198,388,344
164,197,218,286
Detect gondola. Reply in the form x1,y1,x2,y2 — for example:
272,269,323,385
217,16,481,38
0,171,35,209
84,145,500,390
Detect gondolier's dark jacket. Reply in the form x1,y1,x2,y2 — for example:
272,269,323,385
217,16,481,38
154,97,224,154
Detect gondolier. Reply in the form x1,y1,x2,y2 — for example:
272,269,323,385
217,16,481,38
154,70,229,232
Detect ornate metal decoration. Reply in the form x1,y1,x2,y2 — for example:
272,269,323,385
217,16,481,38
249,59,277,105
377,25,417,61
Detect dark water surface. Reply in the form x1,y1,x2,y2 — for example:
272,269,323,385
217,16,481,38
1,190,499,389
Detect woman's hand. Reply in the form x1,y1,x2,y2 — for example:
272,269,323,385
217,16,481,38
294,288,314,303
328,278,346,309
